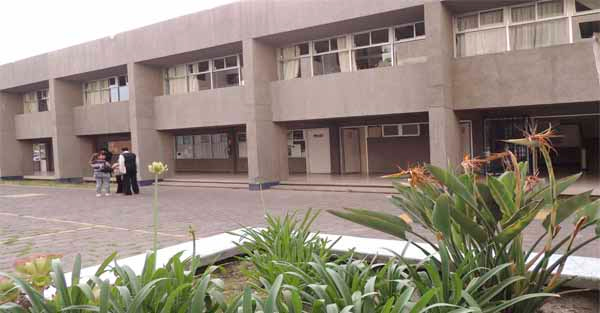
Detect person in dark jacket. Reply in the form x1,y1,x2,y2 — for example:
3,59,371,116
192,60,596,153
118,147,139,195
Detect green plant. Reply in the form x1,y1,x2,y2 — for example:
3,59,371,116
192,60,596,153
329,127,600,312
110,251,225,313
235,209,340,288
0,254,114,313
0,277,18,304
13,254,62,292
148,161,169,255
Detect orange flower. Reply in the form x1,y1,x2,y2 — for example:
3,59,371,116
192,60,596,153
382,164,433,187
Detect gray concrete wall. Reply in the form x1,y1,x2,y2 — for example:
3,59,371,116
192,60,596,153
14,112,53,140
73,102,130,135
271,62,431,121
367,129,430,174
452,42,600,110
154,87,246,130
0,92,31,177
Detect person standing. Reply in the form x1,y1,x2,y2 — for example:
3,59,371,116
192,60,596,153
112,162,124,194
118,147,139,195
90,152,112,197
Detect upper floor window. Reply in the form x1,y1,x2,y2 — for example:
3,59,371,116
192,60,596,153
277,21,425,80
83,75,128,105
455,0,571,58
164,54,243,95
23,89,48,113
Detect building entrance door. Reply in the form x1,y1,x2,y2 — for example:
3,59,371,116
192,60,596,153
342,128,361,174
306,128,331,174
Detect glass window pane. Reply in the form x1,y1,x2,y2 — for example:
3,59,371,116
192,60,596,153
312,53,341,76
576,0,600,12
480,9,503,26
38,99,48,112
314,40,330,53
383,125,399,137
110,87,119,102
330,39,338,50
395,25,415,41
198,61,210,72
401,124,419,136
353,45,392,70
371,29,389,44
188,64,195,74
334,36,346,49
456,27,507,57
415,22,425,36
214,58,225,70
511,5,535,23
109,77,117,86
189,73,212,91
297,43,309,55
119,86,129,101
118,76,127,86
510,18,568,50
538,0,564,18
353,33,370,47
579,20,600,39
225,56,237,67
212,68,239,88
457,14,478,31
299,57,311,78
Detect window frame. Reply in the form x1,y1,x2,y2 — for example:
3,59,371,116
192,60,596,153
453,0,574,58
276,21,426,80
83,75,129,105
381,123,421,137
164,54,243,95
574,0,600,15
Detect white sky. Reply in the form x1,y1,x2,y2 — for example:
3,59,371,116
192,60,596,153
0,0,236,65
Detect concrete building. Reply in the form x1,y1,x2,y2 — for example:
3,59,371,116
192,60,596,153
1,0,599,189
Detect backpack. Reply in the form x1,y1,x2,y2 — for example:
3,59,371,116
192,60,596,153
123,153,137,172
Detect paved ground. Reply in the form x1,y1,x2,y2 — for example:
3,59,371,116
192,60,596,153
0,184,598,272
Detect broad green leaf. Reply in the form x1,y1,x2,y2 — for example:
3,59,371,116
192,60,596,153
427,165,478,210
542,191,592,228
328,209,411,240
488,176,515,218
496,200,543,245
433,194,452,239
482,293,557,313
409,287,437,313
450,208,488,244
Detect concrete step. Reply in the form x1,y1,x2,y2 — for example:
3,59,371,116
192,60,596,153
270,184,397,194
280,181,393,188
159,181,249,189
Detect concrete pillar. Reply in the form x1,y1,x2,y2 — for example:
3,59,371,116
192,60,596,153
128,63,175,183
49,79,86,182
424,1,462,169
0,92,29,179
428,107,462,168
243,39,288,189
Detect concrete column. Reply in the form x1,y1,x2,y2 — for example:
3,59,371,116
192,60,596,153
49,79,86,182
0,92,29,179
128,62,175,183
425,1,462,169
243,39,288,189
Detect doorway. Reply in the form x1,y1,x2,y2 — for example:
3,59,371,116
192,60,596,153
306,128,331,174
342,128,362,174
32,141,53,175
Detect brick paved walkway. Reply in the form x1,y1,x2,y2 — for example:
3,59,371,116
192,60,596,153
0,184,598,271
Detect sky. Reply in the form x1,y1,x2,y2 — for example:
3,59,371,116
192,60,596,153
0,0,236,65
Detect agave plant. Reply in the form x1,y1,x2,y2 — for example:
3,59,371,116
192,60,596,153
330,127,600,313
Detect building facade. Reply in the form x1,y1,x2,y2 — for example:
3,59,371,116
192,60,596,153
0,0,599,188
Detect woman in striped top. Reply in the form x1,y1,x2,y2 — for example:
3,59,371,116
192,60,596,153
90,152,112,197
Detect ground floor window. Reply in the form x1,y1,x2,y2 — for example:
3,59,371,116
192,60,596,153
176,133,230,160
288,130,306,158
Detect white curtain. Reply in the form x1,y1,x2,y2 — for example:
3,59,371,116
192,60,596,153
23,92,37,113
510,18,568,50
337,37,350,72
538,0,564,18
168,65,188,95
282,47,299,80
457,28,507,57
457,14,478,31
480,9,503,26
511,5,535,23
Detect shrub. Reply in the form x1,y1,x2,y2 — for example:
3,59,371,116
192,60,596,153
329,127,600,312
235,209,340,288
